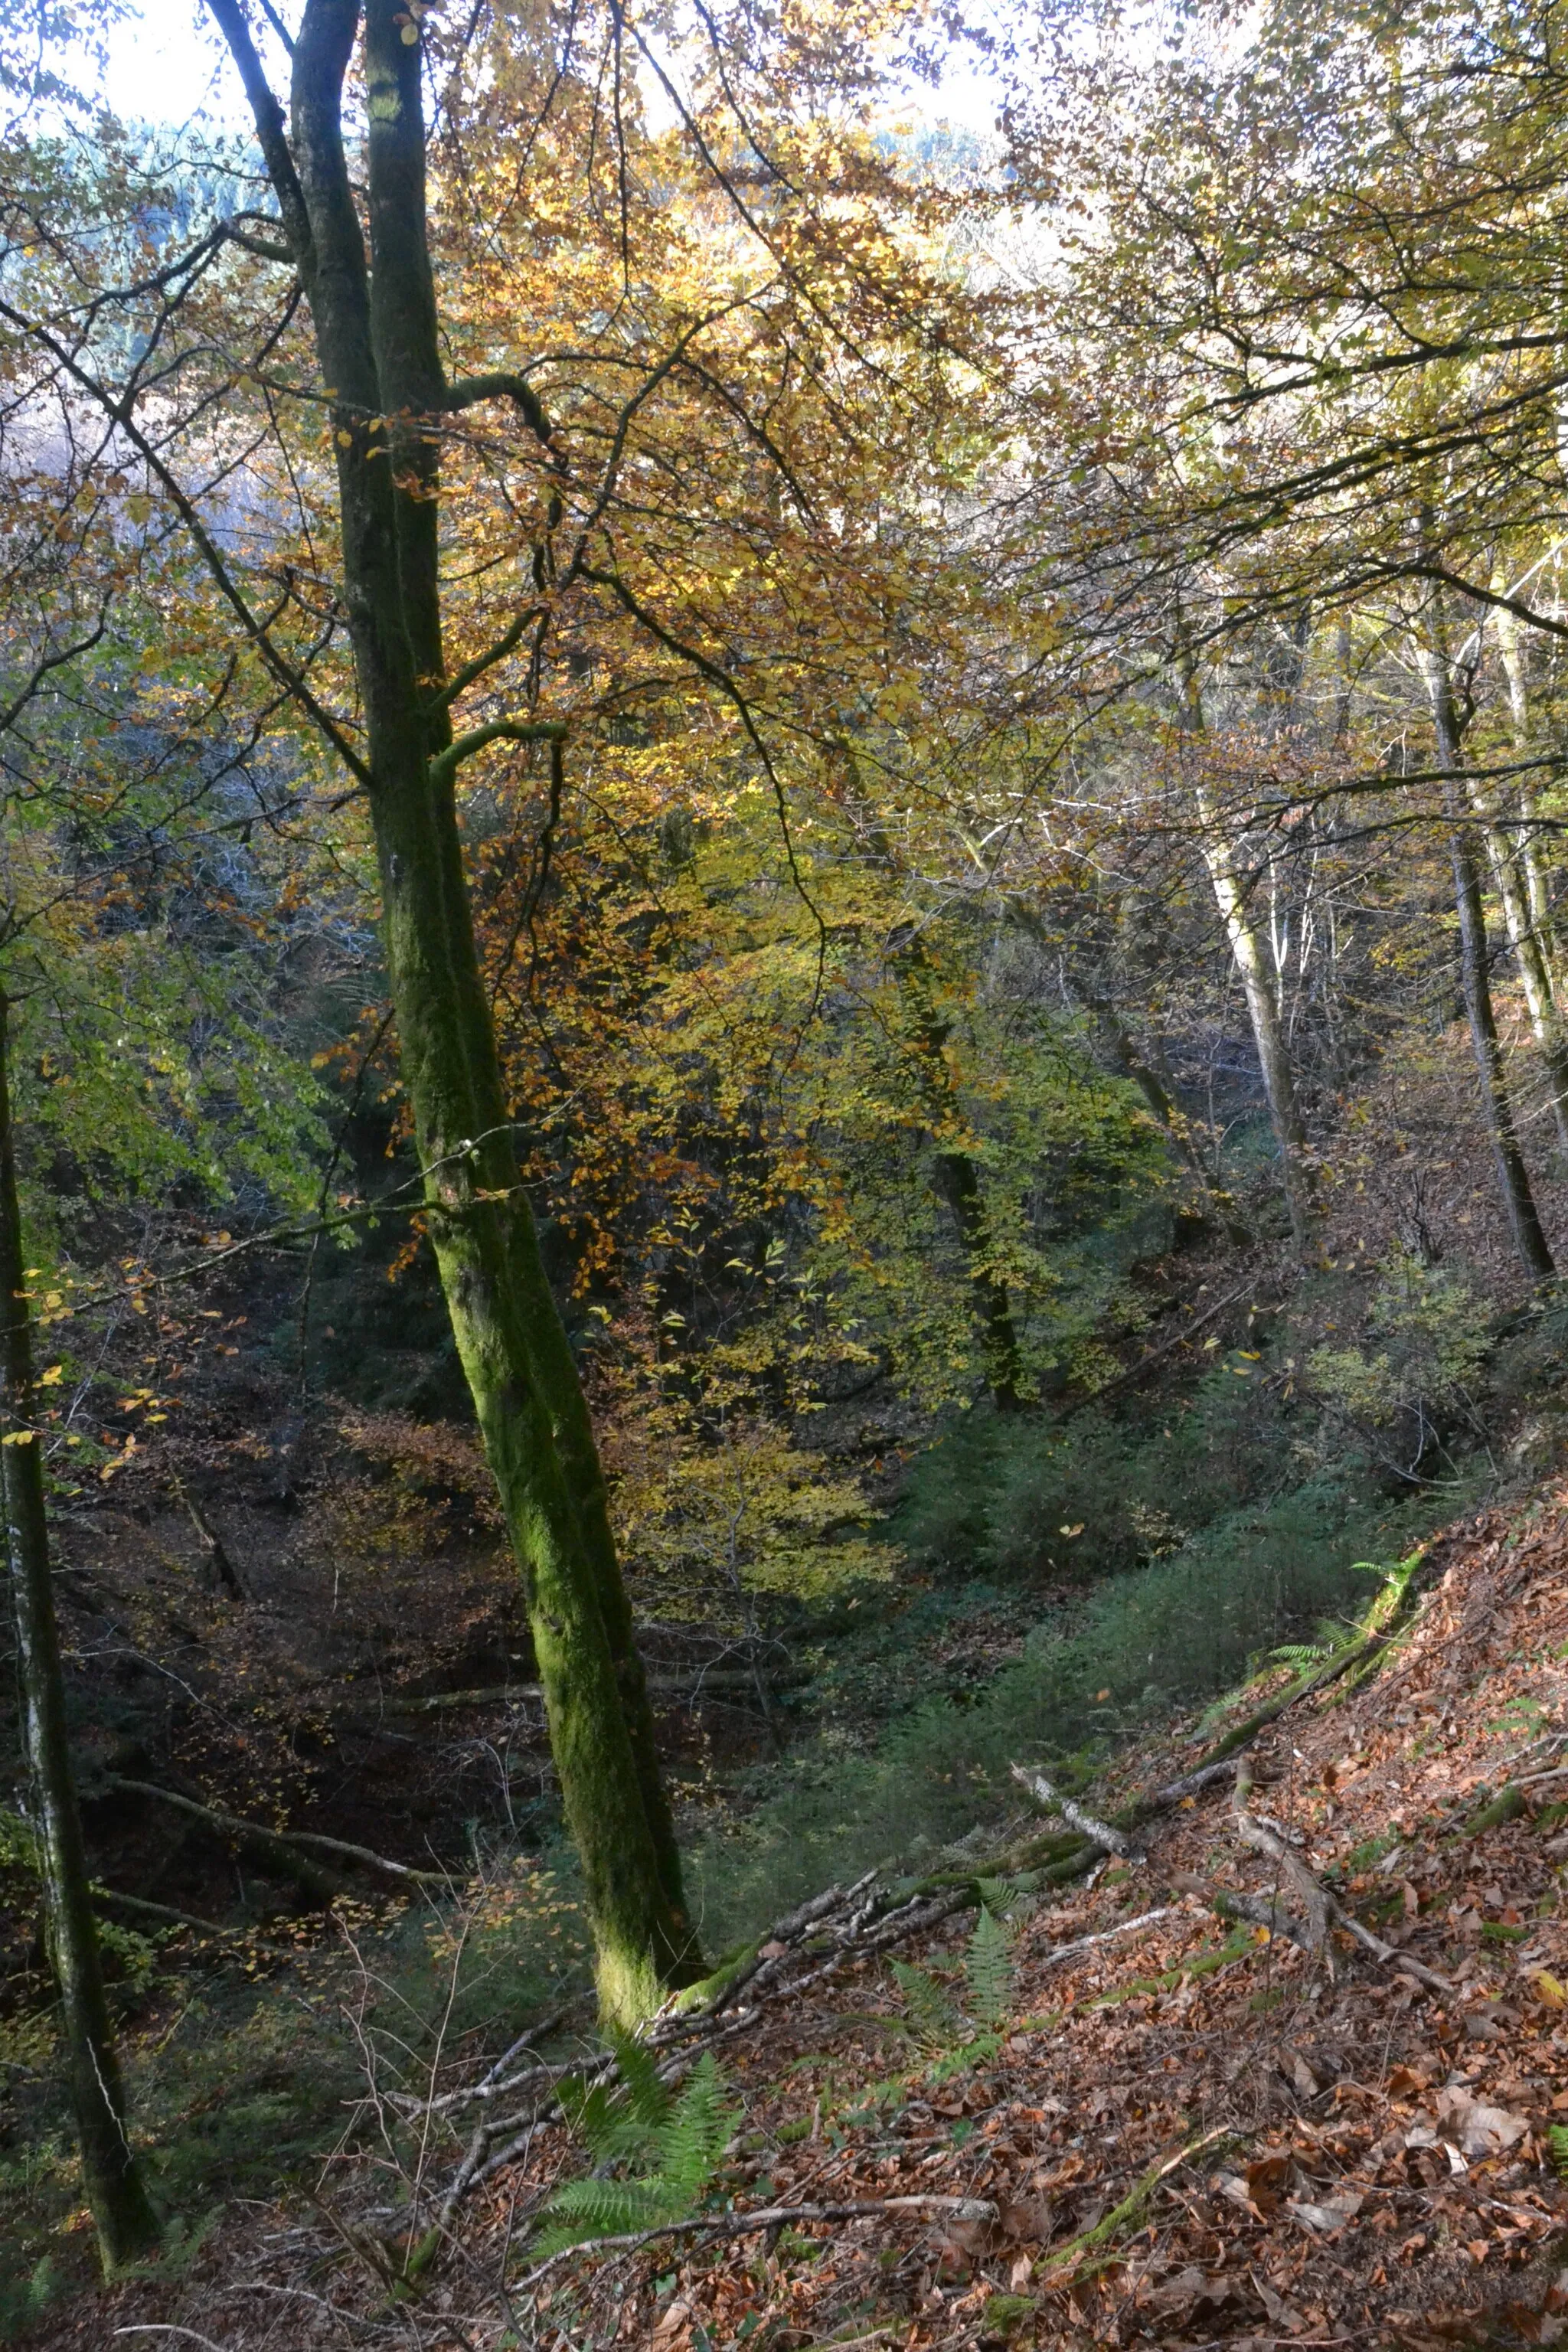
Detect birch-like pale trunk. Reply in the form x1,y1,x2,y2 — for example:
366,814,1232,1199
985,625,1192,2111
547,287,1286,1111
1494,601,1560,987
1180,669,1315,1251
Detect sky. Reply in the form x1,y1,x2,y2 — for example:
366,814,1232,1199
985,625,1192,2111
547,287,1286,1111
101,5,248,132
96,1,1004,141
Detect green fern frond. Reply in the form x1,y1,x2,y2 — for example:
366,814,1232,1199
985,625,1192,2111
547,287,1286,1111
614,2034,671,2132
560,2037,671,2167
530,2173,692,2257
889,1957,960,2050
1549,2123,1568,2182
533,2047,740,2258
661,2053,740,2198
1269,1641,1329,1670
965,1906,1015,2030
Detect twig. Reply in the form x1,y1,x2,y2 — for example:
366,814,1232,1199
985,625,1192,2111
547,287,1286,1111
115,2331,233,2351
509,2194,1000,2295
1037,2129,1231,2284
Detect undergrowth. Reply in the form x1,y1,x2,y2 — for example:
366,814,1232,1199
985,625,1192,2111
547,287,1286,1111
688,1458,1464,1948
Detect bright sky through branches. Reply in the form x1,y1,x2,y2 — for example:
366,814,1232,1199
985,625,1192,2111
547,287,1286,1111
94,1,999,139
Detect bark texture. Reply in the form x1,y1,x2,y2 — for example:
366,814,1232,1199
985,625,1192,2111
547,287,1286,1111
0,993,158,2269
1180,669,1316,1251
206,0,694,2020
1419,635,1556,1282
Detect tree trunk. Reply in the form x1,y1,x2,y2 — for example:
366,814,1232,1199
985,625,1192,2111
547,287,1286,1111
1419,635,1556,1282
890,935,1026,1409
207,0,695,2021
1494,601,1557,967
0,991,159,2270
1179,668,1316,1251
1467,771,1568,1154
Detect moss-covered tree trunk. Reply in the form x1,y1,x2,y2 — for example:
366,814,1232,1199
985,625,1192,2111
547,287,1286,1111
0,991,159,2269
207,0,695,2020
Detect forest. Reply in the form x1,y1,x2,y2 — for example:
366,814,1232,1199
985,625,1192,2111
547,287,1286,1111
10,0,1568,2342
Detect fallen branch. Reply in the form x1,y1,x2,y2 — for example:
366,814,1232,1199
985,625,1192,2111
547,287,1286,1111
1034,1906,1181,1977
1167,1872,1313,1952
439,1879,977,2204
1010,1766,1142,1860
509,2194,1001,2297
1228,1767,1455,1998
340,1668,806,1719
1057,1279,1261,1419
108,1776,449,1892
1143,1757,1241,1811
1184,1630,1396,1771
1037,2128,1231,2285
91,1885,285,1947
1233,1762,1331,1955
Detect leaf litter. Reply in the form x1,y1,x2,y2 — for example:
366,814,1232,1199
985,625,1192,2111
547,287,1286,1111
40,1485,1568,2349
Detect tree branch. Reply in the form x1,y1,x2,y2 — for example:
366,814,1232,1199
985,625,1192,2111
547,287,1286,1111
428,717,567,790
446,370,555,449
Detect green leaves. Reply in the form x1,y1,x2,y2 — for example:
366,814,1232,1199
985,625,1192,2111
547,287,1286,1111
964,1903,1016,2032
533,2047,740,2258
890,1905,1018,2055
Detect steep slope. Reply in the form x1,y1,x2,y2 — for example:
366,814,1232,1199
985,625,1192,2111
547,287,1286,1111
28,1485,1568,2350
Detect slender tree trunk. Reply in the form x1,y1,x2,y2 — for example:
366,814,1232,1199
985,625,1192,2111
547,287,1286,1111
1179,666,1316,1251
0,992,158,2269
1467,772,1568,1153
1419,634,1556,1282
1331,613,1354,745
892,939,1026,1409
1494,601,1557,969
208,0,694,2020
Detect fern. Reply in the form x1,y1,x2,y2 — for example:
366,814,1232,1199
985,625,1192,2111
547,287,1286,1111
532,2050,740,2257
660,2052,737,2197
1549,2123,1568,2182
889,1957,961,2050
965,1906,1014,2031
891,1908,1018,2055
1270,1640,1330,1671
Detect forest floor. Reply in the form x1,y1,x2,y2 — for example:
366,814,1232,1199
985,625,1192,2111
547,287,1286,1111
30,1483,1568,2349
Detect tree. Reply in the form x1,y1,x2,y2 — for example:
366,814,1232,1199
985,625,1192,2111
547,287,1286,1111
0,981,159,2271
181,0,697,2020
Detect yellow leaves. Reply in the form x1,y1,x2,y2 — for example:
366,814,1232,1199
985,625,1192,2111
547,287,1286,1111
1,1429,36,1447
100,1434,137,1480
1530,1968,1567,2007
38,1365,64,1387
125,492,152,525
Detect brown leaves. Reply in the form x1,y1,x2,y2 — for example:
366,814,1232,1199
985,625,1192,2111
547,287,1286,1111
1435,2086,1531,2158
998,2195,1057,2246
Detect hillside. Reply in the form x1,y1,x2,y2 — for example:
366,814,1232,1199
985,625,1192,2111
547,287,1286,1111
28,1481,1568,2350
